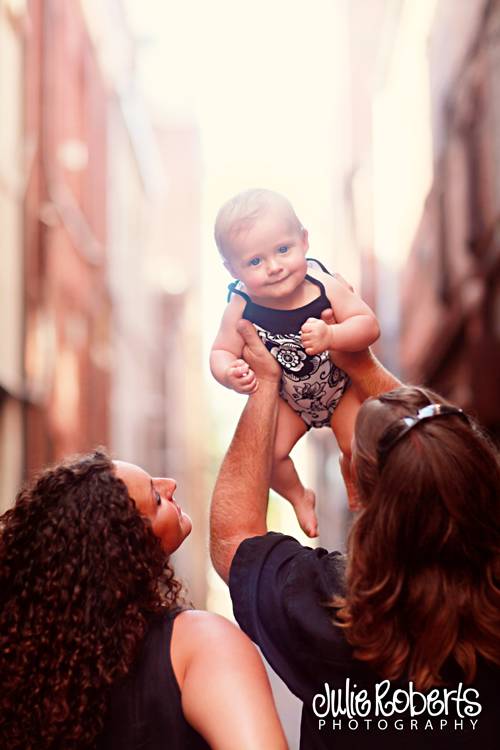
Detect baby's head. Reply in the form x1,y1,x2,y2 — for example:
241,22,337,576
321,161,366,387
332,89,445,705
215,189,304,262
214,189,309,302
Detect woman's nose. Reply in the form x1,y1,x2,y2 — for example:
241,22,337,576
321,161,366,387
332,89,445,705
156,477,177,498
165,478,177,495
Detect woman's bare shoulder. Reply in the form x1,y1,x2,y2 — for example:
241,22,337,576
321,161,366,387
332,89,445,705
174,609,237,636
171,610,258,688
172,610,254,656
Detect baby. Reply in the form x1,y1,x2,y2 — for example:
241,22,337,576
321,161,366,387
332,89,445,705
210,189,380,536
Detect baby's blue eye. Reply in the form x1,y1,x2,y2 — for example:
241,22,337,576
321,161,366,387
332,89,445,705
249,257,261,267
155,490,162,506
278,246,289,254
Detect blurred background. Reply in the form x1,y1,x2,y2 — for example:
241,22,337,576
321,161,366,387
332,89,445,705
1,0,499,745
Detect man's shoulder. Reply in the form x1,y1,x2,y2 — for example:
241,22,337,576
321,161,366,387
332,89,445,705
231,531,347,610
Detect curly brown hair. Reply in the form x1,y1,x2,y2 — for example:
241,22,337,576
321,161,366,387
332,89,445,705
0,449,183,749
334,386,500,690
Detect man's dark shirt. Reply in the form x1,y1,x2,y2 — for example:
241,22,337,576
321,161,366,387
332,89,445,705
229,532,498,749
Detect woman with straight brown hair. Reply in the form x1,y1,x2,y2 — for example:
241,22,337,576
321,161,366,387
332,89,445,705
211,319,500,749
335,386,500,691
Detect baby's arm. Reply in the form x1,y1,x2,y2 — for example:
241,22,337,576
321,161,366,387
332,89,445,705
301,273,379,355
210,296,258,394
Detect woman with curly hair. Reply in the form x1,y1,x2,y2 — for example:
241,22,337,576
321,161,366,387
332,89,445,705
0,450,287,750
211,319,500,749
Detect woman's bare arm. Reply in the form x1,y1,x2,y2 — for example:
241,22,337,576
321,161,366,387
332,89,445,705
172,610,288,750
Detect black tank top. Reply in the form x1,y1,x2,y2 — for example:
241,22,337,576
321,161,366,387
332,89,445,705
227,257,334,334
97,611,210,750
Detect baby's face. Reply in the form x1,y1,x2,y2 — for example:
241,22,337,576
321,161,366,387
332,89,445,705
224,208,309,305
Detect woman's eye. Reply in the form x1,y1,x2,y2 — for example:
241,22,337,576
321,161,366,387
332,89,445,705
278,246,289,254
249,257,261,267
155,490,162,506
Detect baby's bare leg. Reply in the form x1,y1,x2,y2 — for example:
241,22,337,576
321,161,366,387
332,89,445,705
271,400,318,537
330,386,362,510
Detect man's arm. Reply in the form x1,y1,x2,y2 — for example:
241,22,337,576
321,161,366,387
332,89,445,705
210,312,401,583
210,321,281,583
320,307,401,399
344,348,401,398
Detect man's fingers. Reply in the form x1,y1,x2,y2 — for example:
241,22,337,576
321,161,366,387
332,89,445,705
321,308,335,325
332,272,354,292
236,319,281,382
339,454,361,511
236,319,264,349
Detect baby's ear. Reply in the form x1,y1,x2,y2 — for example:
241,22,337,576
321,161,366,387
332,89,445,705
301,227,309,252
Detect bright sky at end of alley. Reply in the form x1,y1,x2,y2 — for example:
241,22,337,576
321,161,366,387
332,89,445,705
123,0,354,383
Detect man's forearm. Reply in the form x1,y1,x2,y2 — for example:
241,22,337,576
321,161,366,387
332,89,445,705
339,348,401,400
210,379,279,582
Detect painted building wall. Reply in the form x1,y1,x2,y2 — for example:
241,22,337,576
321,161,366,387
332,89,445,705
0,1,25,512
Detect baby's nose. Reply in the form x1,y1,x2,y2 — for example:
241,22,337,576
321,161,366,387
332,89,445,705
267,258,282,274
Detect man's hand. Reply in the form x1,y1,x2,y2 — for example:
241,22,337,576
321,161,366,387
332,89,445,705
321,308,401,402
339,453,361,512
300,317,332,355
224,358,258,394
236,320,281,387
331,271,354,292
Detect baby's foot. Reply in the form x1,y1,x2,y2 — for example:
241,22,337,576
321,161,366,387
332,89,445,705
292,488,318,538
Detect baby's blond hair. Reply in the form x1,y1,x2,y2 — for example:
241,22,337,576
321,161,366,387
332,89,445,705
214,188,303,257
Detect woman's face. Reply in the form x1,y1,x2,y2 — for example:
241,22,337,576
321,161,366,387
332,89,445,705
113,461,192,554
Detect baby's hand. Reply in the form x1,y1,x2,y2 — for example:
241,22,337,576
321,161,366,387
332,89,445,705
300,318,332,355
224,359,258,394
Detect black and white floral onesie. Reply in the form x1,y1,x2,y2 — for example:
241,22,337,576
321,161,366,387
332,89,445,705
228,259,349,429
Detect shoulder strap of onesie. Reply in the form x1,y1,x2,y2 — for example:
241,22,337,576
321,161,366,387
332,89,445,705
227,280,251,303
306,257,333,276
305,257,333,298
